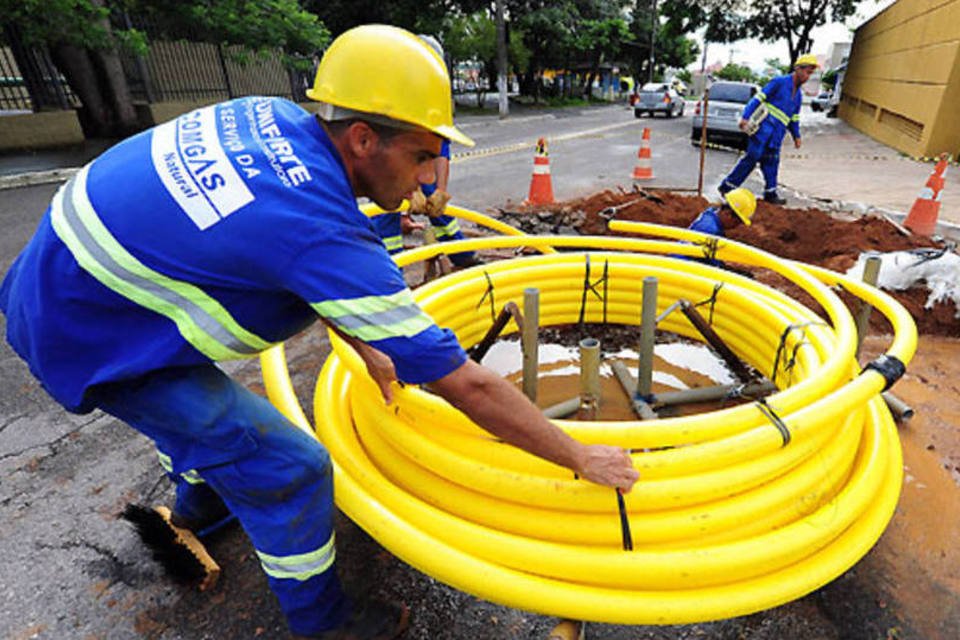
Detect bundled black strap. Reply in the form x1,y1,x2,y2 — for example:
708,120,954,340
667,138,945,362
577,255,610,329
475,270,497,323
696,236,721,263
755,398,791,447
694,282,725,325
616,490,634,551
863,355,906,391
771,322,824,385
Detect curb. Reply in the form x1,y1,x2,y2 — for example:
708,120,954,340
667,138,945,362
0,167,79,190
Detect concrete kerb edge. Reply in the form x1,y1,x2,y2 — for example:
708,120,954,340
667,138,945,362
0,167,80,190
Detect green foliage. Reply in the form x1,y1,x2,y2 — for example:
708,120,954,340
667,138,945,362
675,68,692,83
714,62,756,83
764,57,789,75
821,68,838,90
4,0,329,57
707,0,858,63
2,0,128,50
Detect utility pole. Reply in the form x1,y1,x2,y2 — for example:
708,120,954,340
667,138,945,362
647,0,657,83
495,0,510,118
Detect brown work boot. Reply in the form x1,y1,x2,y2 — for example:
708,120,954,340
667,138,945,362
294,599,409,640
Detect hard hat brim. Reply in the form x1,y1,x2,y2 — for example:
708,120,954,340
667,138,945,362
434,123,475,148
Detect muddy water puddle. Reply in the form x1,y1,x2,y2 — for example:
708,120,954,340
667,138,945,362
480,337,747,419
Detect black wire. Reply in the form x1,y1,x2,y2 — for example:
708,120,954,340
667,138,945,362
756,398,791,447
694,282,724,325
475,270,496,323
616,490,634,551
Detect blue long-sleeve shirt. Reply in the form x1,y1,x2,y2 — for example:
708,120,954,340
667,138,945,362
742,74,802,148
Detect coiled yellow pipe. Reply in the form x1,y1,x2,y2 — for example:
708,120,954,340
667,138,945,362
260,210,915,624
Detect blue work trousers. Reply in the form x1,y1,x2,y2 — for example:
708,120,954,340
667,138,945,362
372,212,477,266
721,134,782,197
91,364,349,637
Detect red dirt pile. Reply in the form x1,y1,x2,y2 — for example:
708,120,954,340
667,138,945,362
508,188,957,336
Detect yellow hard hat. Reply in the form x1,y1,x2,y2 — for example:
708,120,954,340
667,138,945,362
794,53,819,69
307,25,475,147
724,188,756,226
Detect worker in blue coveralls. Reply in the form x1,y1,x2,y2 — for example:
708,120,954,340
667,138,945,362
718,54,819,205
0,25,638,640
687,188,756,266
371,34,480,269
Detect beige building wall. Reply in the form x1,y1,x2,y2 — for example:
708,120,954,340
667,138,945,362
840,0,960,159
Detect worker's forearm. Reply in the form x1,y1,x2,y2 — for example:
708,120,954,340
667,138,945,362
432,366,585,472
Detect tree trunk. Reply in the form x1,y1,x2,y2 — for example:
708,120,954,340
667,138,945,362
50,42,113,136
494,0,509,118
92,47,139,134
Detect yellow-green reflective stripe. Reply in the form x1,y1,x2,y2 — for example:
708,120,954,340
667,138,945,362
433,219,460,238
756,91,767,101
157,451,204,484
49,166,273,361
382,235,403,250
763,102,790,125
791,114,800,121
257,533,336,581
312,289,434,342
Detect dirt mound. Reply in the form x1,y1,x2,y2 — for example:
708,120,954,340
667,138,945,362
502,188,957,336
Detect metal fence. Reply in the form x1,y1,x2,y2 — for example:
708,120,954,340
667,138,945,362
1,17,313,114
0,25,80,112
120,14,313,105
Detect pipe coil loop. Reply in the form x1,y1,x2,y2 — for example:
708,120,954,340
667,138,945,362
260,206,916,624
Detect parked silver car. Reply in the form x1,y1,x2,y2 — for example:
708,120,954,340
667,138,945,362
634,82,686,118
690,81,760,150
811,90,833,112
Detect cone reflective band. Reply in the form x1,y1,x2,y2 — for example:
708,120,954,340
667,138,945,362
525,137,555,205
632,128,653,180
904,153,950,236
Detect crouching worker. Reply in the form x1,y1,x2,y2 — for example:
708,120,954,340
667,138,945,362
0,24,638,640
685,188,756,268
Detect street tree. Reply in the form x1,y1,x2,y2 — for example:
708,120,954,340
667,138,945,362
628,0,703,83
708,0,857,66
443,10,529,107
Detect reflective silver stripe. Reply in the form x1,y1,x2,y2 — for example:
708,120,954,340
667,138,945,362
157,450,204,484
257,533,336,581
312,289,434,342
49,166,272,360
433,219,460,238
382,234,403,250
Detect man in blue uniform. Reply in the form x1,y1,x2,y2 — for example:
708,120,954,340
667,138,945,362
0,25,638,640
718,54,818,205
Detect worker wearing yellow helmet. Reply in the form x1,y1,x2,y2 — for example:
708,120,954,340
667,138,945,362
1,22,640,640
686,188,757,265
718,53,819,206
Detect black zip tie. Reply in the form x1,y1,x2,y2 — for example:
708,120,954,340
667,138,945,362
863,354,906,391
771,322,824,384
616,490,633,551
694,282,724,325
577,255,610,331
695,236,721,263
755,397,791,447
602,259,609,325
475,270,496,323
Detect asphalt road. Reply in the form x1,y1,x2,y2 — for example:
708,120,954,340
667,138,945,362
0,104,905,640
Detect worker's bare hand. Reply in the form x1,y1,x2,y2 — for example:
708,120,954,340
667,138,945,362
399,213,424,233
794,137,802,149
355,342,397,404
738,118,749,133
577,445,639,493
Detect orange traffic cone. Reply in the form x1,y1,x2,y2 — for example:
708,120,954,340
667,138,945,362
904,153,950,235
632,128,653,180
524,137,555,205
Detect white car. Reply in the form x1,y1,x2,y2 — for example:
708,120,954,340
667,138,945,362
690,81,760,151
634,82,686,118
